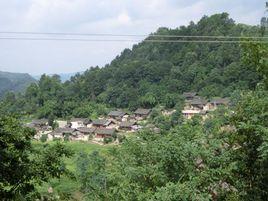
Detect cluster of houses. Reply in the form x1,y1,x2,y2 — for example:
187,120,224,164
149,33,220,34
27,108,152,142
26,92,230,143
182,92,230,119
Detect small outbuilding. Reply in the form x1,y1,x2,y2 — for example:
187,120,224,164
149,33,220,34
119,121,137,131
183,92,197,100
108,111,126,120
187,98,208,110
92,119,112,128
95,128,116,139
134,108,151,118
76,127,96,135
69,118,91,129
52,127,75,139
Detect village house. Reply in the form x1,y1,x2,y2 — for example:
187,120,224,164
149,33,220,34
182,109,202,119
209,98,230,111
69,118,91,129
185,98,208,110
31,119,49,127
95,128,116,140
134,108,151,119
56,120,68,128
27,119,50,132
108,111,126,121
26,119,52,140
92,119,113,128
182,96,230,119
119,121,137,131
182,109,208,120
52,127,75,140
70,127,96,141
182,96,209,119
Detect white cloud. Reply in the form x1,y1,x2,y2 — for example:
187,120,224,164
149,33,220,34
117,11,131,25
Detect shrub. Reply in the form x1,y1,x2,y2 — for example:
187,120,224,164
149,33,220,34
117,134,126,143
40,134,48,143
64,133,70,142
104,137,113,144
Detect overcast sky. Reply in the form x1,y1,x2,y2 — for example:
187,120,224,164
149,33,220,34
0,0,266,75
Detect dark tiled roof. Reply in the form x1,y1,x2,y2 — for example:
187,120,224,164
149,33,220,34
70,118,91,124
119,121,136,128
54,127,75,134
183,92,197,98
108,111,125,117
76,127,96,133
189,98,207,106
92,119,111,126
95,128,115,135
134,108,151,115
32,119,48,125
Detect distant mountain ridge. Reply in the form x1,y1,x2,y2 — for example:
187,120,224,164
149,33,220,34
0,71,36,98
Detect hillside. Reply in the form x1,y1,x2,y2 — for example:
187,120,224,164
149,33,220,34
63,13,261,109
0,71,36,98
0,13,264,117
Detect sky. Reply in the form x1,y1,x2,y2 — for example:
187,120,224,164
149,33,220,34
0,0,266,75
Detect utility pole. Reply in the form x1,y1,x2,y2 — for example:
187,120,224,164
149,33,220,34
260,2,268,36
261,2,268,36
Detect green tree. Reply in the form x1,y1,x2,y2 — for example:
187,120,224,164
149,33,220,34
0,116,72,199
76,151,107,200
231,89,268,200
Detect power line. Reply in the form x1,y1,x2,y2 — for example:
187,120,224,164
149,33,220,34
0,37,267,43
0,31,267,39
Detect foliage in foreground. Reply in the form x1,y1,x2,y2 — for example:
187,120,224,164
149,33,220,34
0,116,73,200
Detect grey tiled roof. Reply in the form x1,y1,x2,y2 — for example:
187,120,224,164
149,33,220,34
54,127,75,134
134,108,151,115
92,119,111,126
32,119,48,125
119,121,136,128
70,118,91,124
183,92,197,98
189,98,207,106
108,111,125,117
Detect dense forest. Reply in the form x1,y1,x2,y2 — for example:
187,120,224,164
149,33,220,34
0,13,263,118
0,71,36,98
0,13,267,200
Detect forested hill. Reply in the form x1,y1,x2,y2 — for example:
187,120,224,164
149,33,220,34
0,13,263,117
64,13,261,109
0,71,36,98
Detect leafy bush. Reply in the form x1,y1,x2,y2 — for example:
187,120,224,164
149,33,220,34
40,134,48,143
103,137,113,144
117,134,126,143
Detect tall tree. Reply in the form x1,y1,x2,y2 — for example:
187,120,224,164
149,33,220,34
0,116,72,200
